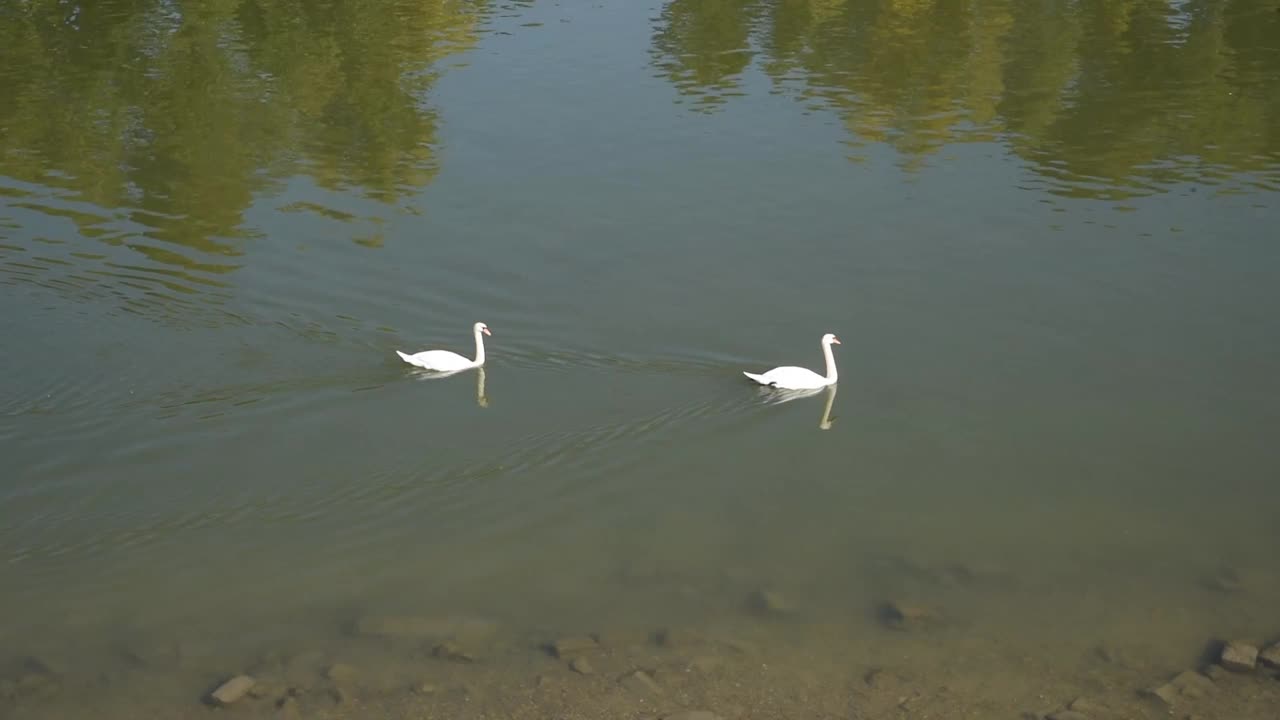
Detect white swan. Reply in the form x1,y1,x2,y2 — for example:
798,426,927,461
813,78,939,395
743,333,840,390
396,322,490,372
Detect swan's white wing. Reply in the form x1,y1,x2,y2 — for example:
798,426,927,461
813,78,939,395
745,366,828,390
396,349,474,371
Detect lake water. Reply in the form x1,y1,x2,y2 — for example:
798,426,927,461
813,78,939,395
2,0,1279,718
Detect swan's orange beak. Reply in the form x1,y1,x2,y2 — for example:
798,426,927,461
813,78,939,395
482,327,491,336
832,337,841,345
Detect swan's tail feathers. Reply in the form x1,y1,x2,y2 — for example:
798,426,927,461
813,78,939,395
743,371,769,385
396,350,415,365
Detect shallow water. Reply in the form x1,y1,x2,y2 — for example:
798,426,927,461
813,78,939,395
2,0,1280,717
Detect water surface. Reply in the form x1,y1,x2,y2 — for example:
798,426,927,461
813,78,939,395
2,0,1279,716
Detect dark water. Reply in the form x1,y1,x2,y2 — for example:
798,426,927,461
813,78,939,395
2,0,1279,716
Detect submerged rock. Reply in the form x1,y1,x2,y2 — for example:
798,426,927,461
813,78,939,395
745,589,791,616
879,601,941,631
570,657,595,675
1260,642,1280,668
551,635,598,658
1220,641,1259,672
277,696,301,719
324,663,359,684
1204,663,1231,681
209,675,256,705
1068,696,1105,714
1144,683,1180,707
619,669,662,696
663,712,724,720
687,656,723,673
1172,669,1216,696
433,641,477,663
1144,669,1214,706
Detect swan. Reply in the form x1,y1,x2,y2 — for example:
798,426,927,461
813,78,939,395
743,333,840,390
396,322,490,372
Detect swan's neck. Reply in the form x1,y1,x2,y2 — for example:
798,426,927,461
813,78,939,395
473,329,486,366
822,340,837,384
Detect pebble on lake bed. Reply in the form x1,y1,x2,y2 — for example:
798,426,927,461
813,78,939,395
746,589,791,616
1144,669,1215,706
879,601,941,631
551,635,598,658
433,640,477,663
569,657,595,675
618,669,662,696
1220,641,1259,672
208,674,256,705
277,696,301,718
324,663,359,684
1258,642,1280,668
663,712,725,720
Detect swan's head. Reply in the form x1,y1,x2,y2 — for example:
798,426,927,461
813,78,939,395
823,333,841,346
474,322,491,336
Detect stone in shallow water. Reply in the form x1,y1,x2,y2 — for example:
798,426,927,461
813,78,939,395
1068,696,1104,714
663,712,724,720
570,657,595,675
209,675,256,705
1260,642,1280,668
1220,641,1258,672
324,663,359,684
551,635,598,658
248,680,283,700
1204,663,1231,681
619,670,662,696
1172,670,1216,696
687,656,723,673
433,641,477,663
1145,670,1214,706
746,589,791,616
277,696,301,718
1144,683,1180,707
879,601,940,631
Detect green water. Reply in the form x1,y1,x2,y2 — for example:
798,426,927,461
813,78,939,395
2,0,1279,717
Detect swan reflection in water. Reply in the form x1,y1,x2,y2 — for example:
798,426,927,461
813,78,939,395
406,365,488,408
756,383,838,430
